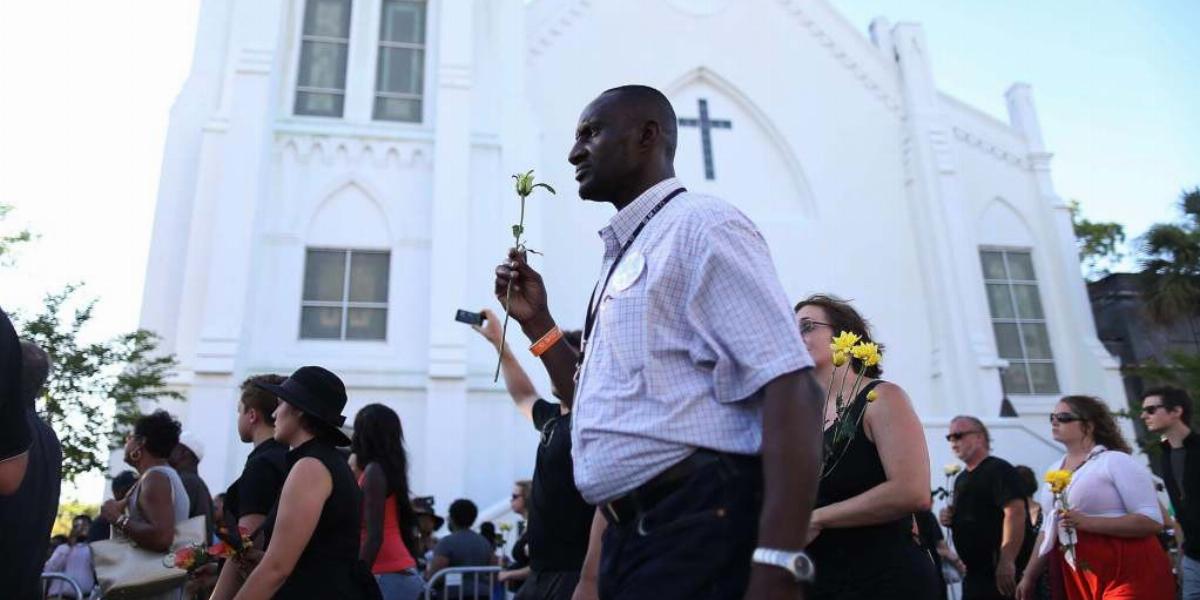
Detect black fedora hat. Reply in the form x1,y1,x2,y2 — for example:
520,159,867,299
412,496,445,530
254,366,352,446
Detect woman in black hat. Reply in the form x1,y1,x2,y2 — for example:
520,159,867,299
222,366,380,600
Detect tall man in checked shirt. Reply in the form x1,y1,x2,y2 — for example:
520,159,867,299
494,85,824,600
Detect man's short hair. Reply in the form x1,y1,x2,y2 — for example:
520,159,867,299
240,374,286,425
1144,386,1193,426
951,415,991,448
601,85,679,160
448,498,478,529
112,470,138,498
19,341,50,408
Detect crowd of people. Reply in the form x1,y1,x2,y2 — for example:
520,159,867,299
0,84,1195,600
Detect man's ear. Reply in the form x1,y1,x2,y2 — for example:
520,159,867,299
638,119,661,151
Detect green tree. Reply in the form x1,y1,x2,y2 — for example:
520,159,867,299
1069,199,1126,280
0,202,33,265
51,500,100,537
1139,187,1200,330
17,286,183,482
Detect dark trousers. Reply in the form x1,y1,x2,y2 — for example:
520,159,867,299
598,453,762,600
962,570,1007,600
515,570,581,600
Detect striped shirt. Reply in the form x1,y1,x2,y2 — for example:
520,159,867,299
571,177,814,504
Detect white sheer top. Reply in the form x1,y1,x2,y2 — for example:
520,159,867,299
1037,445,1162,556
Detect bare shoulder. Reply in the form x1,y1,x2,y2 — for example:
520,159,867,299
870,381,914,407
286,456,331,486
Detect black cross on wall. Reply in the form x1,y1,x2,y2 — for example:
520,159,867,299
678,98,732,180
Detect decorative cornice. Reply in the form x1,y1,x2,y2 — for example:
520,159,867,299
951,126,1029,169
274,134,432,169
527,0,593,61
775,0,903,116
236,47,274,75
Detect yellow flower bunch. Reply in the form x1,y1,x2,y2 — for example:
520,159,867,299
944,463,962,476
866,389,879,402
851,342,882,367
1045,469,1072,494
830,331,861,355
832,352,848,367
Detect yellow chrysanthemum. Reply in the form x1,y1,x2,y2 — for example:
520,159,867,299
1045,469,1073,494
832,352,848,367
830,331,861,354
866,389,879,402
944,463,962,476
851,342,882,367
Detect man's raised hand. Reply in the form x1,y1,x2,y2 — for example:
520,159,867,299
493,248,550,328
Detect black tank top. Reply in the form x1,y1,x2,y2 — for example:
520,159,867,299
807,380,940,600
263,438,379,600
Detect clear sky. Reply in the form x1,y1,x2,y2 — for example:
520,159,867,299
0,1,1197,498
829,0,1200,244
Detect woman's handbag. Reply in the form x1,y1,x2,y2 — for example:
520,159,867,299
92,514,206,599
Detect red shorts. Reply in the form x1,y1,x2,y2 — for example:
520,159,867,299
1055,530,1174,600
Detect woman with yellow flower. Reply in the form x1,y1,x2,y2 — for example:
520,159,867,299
1015,396,1173,600
794,295,938,599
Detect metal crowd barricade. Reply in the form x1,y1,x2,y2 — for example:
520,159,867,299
423,566,504,600
39,571,85,599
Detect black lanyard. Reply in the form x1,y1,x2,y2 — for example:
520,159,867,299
579,187,686,363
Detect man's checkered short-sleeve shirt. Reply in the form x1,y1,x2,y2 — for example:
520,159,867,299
571,177,814,504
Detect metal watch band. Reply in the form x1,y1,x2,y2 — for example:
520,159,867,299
752,547,815,582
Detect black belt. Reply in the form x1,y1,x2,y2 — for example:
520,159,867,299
601,449,726,526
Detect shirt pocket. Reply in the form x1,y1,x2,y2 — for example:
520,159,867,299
597,279,648,378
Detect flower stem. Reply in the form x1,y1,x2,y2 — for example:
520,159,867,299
495,195,527,382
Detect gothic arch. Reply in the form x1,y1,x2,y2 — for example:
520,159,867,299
296,178,397,248
663,66,818,218
976,196,1035,249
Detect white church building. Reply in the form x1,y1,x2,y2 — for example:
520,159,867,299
139,0,1125,512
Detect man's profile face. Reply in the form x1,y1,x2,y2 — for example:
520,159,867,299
569,94,639,201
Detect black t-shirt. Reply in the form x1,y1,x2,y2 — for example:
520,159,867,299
0,308,31,461
528,399,594,573
225,438,289,528
0,410,62,600
951,456,1024,572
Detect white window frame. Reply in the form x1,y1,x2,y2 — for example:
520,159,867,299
300,248,390,341
980,248,1059,395
372,0,427,123
293,0,354,118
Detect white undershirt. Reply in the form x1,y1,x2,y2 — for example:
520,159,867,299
1037,445,1162,556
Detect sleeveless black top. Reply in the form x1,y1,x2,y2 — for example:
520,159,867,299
807,380,940,600
263,438,380,600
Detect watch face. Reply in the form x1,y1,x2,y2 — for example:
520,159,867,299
792,554,814,578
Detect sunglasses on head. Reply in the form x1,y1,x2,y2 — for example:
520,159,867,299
945,431,982,442
1049,412,1084,424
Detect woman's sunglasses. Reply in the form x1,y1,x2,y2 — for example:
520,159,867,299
1048,413,1084,424
798,319,832,336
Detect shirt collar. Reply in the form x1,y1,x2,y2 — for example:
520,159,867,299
601,177,683,246
248,437,281,459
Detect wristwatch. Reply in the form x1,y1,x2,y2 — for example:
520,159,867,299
752,548,815,582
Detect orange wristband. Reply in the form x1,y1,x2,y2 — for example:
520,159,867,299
529,326,563,357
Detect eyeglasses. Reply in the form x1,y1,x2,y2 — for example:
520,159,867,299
1049,413,1084,424
945,431,982,442
798,319,832,336
1141,405,1167,415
